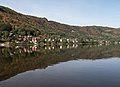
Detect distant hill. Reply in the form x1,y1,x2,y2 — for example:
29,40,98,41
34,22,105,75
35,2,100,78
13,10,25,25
0,5,120,42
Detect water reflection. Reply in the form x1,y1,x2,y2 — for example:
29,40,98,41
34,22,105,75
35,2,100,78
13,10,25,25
14,44,78,53
0,44,120,83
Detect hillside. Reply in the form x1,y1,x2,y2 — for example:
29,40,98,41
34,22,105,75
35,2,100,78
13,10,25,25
0,5,120,43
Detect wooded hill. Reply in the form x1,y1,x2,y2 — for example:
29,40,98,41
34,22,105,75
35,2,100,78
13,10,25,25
0,5,120,42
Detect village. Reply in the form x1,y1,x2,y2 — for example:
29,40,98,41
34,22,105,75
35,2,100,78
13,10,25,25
14,35,79,45
1,34,120,48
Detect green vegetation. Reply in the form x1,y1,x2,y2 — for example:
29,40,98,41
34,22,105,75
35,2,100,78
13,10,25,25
0,6,120,44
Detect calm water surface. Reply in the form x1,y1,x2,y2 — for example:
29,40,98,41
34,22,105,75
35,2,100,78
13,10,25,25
0,45,120,87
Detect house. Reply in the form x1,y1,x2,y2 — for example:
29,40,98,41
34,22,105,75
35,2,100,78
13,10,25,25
67,39,70,43
32,37,40,44
60,39,63,42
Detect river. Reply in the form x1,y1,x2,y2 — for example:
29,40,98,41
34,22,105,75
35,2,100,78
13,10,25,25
0,44,120,87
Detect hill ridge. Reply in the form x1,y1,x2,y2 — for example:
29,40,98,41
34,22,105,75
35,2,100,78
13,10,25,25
0,5,120,43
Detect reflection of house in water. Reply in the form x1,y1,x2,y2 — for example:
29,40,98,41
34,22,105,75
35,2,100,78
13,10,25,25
60,46,63,49
15,45,38,53
0,41,10,47
31,45,37,51
14,44,79,54
44,44,78,50
0,43,5,47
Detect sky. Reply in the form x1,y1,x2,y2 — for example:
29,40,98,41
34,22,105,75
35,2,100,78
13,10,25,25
0,0,120,28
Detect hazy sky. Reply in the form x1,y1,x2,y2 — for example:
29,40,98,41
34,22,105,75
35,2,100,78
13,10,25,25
0,0,120,27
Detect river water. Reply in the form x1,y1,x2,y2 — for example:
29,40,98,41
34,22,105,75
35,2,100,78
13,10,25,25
0,45,120,87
